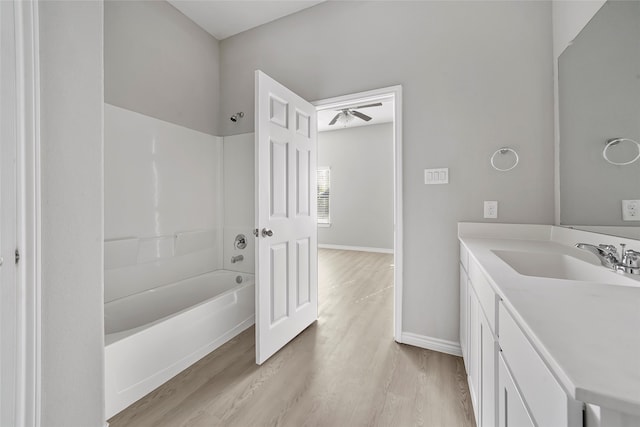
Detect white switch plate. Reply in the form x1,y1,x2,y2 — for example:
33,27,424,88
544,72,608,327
424,168,449,185
484,201,498,219
622,200,640,221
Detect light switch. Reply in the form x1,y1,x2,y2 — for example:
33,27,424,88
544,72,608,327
424,168,449,185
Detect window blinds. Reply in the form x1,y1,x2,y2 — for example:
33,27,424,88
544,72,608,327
317,167,330,224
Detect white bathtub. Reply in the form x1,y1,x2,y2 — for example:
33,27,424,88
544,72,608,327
104,270,255,418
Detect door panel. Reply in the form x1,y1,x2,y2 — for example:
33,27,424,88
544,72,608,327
498,354,535,427
296,238,310,307
270,139,288,218
296,148,310,216
255,71,318,365
270,243,289,324
468,287,480,422
481,316,497,427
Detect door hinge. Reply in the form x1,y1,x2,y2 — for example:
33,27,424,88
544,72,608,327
15,248,20,264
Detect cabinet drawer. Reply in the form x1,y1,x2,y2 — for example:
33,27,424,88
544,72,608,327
469,259,497,335
460,243,469,273
499,302,581,427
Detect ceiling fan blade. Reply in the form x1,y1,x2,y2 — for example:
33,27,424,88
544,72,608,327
353,102,382,109
351,110,372,121
328,113,341,125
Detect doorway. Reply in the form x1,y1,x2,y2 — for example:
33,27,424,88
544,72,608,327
313,86,403,341
253,75,403,364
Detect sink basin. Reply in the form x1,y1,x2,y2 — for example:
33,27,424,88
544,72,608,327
492,250,638,286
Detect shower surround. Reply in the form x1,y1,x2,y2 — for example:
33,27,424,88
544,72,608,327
104,104,255,417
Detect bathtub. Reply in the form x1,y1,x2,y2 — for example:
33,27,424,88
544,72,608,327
104,270,255,419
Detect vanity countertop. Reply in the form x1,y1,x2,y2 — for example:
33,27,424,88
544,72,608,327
459,225,640,416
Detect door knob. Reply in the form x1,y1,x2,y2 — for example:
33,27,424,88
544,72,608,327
261,228,273,237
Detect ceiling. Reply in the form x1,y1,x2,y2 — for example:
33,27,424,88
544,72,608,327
318,101,394,132
167,0,325,40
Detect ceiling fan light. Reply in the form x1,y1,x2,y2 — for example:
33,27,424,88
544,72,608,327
338,112,352,127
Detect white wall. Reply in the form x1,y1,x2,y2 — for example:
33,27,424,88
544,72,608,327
38,1,104,425
223,133,255,273
104,104,224,302
219,1,555,345
317,123,394,250
104,0,221,136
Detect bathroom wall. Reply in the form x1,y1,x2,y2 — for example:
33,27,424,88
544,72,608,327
104,0,231,301
104,0,221,136
219,1,555,346
39,1,104,425
104,104,223,302
223,133,255,273
317,123,394,251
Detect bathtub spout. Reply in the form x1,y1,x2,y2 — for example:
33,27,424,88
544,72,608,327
231,255,244,264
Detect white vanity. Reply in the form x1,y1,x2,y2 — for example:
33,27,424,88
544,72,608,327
459,223,640,427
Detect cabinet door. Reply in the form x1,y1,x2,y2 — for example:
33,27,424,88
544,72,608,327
481,316,497,427
460,265,468,364
498,354,534,427
468,288,481,422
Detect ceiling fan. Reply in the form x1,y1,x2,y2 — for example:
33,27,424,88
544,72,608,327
328,102,383,126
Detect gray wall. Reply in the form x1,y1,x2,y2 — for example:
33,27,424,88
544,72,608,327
39,1,104,425
105,0,221,136
220,1,555,344
318,123,394,249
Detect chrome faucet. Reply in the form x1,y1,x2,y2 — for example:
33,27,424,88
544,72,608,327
575,243,640,274
231,254,244,264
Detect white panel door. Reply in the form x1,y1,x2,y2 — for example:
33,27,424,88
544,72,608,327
0,1,19,424
255,70,318,365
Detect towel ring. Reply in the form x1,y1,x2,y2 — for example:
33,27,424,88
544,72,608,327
602,138,640,166
490,147,519,172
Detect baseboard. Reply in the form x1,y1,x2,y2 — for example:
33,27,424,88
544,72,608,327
318,244,393,254
401,332,462,357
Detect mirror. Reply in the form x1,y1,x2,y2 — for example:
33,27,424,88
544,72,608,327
559,0,640,239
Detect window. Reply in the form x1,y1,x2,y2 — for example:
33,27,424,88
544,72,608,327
317,167,330,225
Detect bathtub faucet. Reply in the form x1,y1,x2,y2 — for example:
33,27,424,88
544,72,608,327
231,255,244,264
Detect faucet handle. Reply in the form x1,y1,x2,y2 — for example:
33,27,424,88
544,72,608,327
598,244,618,255
623,248,640,267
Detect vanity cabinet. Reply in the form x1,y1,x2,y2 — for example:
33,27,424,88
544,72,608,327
460,244,497,427
499,302,583,427
460,242,580,427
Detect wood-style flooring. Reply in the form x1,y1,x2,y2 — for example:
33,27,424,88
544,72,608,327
108,249,475,427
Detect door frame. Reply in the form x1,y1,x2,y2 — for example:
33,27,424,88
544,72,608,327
312,85,403,342
6,1,42,426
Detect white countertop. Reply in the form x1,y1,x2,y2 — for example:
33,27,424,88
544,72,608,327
459,224,640,416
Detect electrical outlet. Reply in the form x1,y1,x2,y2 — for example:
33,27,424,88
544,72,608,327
484,201,498,219
622,200,640,221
